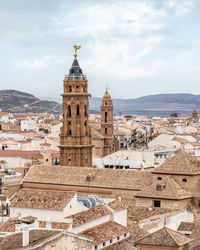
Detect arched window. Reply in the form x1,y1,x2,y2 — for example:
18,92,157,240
69,85,72,92
84,121,87,135
84,105,87,117
68,105,71,117
105,128,107,135
77,105,80,116
105,112,108,122
68,121,72,136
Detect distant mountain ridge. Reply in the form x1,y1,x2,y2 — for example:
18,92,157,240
0,90,199,116
0,90,62,114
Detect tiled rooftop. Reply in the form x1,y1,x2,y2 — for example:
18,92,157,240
23,165,153,191
79,221,128,244
152,150,200,175
135,176,192,200
178,222,195,232
10,188,76,210
67,204,111,227
108,200,127,211
0,229,62,250
135,227,193,247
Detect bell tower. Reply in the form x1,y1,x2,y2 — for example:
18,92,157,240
60,46,93,167
101,89,114,156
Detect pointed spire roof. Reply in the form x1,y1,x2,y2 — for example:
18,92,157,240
135,176,192,200
103,89,111,100
135,227,193,247
152,150,200,175
68,58,85,80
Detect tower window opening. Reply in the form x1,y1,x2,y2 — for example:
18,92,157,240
105,128,107,135
105,112,108,122
69,85,72,92
84,105,87,117
77,105,80,116
84,121,87,135
68,121,72,136
68,105,71,117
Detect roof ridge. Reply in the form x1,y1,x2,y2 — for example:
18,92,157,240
168,177,179,200
182,150,194,174
165,227,180,246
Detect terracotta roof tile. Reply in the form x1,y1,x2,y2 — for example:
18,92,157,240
108,200,127,211
10,188,76,211
178,222,195,232
67,204,111,227
152,150,200,175
0,229,62,249
135,176,192,200
135,227,193,247
79,221,128,244
23,165,153,191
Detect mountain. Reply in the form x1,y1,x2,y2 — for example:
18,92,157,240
0,90,199,116
0,90,62,114
89,93,200,116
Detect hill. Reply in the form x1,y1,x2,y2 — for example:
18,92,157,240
0,90,62,114
89,93,200,116
0,90,200,116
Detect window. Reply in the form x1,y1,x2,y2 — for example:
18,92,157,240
103,242,106,247
157,177,162,180
68,105,71,117
156,185,162,191
124,233,127,237
84,105,87,117
68,159,71,166
154,200,161,207
77,105,80,116
117,236,120,240
198,201,200,208
182,178,187,182
105,102,107,105
105,128,107,135
105,112,108,122
68,121,72,136
69,85,72,92
110,239,113,243
95,246,98,250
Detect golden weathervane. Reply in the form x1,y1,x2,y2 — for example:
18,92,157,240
73,44,81,58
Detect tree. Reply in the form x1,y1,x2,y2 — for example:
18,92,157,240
170,112,178,117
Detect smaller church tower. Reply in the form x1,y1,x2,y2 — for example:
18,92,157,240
101,90,114,156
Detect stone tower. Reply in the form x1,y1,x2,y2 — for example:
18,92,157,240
59,49,93,167
101,90,114,156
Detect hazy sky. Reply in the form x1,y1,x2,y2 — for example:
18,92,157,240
0,0,200,99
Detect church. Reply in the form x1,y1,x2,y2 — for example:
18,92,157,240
22,47,153,198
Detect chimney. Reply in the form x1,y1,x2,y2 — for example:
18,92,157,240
46,218,52,229
22,225,29,247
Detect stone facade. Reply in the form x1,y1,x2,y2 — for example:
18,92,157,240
59,56,93,167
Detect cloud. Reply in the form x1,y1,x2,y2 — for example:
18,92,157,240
16,55,65,69
165,0,196,15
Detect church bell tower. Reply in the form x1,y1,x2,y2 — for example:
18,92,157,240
101,89,114,156
60,46,93,167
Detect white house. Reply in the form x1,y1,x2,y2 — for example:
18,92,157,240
10,189,87,222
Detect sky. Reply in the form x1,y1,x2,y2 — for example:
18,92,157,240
0,0,200,99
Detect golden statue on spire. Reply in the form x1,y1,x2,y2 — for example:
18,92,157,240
73,44,81,58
